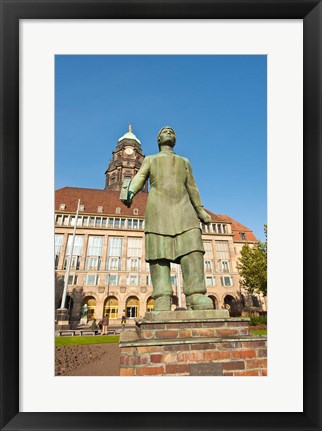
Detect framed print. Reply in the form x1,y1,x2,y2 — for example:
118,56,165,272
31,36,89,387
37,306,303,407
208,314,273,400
1,1,321,430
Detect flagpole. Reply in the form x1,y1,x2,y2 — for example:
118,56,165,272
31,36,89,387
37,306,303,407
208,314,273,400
60,199,81,310
176,264,182,308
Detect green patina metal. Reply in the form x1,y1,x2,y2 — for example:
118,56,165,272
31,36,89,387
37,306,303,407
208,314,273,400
120,126,214,312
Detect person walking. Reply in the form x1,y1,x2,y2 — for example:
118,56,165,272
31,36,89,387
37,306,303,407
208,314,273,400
121,315,126,332
101,313,109,335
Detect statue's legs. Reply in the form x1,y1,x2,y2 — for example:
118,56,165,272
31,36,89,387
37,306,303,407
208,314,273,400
150,259,172,311
180,251,213,310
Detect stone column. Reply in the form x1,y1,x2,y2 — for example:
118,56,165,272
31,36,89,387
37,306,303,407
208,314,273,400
101,234,109,271
80,234,89,270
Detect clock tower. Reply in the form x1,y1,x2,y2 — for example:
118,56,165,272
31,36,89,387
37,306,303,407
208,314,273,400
104,125,148,192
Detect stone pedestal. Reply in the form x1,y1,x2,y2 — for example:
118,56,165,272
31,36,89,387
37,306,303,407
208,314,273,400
119,310,267,376
55,308,70,329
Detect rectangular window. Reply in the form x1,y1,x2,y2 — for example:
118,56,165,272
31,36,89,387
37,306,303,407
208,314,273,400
55,234,64,269
95,217,101,227
220,276,232,287
202,223,209,233
107,257,119,270
204,260,212,272
85,274,100,286
216,241,230,260
56,215,63,225
87,236,103,256
203,242,213,273
126,275,141,285
69,256,81,270
66,235,84,256
107,237,123,270
86,236,103,270
128,258,139,270
206,277,213,286
65,235,83,270
82,217,88,227
102,218,107,228
55,234,64,256
106,274,119,286
108,218,114,228
127,237,142,270
146,275,152,285
218,259,230,272
203,241,213,256
85,256,101,270
68,275,78,285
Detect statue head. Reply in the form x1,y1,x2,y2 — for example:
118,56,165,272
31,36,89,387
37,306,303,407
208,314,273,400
157,126,176,150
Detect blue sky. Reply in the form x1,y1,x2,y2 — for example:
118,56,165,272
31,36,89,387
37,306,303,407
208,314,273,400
55,55,266,240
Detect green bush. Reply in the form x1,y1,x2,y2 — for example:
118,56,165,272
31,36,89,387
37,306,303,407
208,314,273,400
249,314,267,327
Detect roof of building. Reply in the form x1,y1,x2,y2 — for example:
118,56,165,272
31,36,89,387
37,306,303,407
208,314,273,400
55,187,257,242
206,210,257,242
118,131,141,145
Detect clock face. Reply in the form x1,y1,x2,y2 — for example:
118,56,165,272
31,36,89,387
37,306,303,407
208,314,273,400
125,147,134,155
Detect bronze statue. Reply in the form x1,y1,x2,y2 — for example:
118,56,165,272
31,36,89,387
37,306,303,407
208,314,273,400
121,126,213,311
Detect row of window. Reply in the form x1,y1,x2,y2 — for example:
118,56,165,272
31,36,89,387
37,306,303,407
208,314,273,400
56,213,231,235
56,215,144,230
201,223,230,234
59,204,138,216
55,235,232,271
66,273,233,287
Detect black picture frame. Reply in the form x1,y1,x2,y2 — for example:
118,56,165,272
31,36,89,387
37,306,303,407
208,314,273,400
0,1,321,430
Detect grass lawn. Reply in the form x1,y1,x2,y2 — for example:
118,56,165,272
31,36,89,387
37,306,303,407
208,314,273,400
55,335,120,346
250,329,267,336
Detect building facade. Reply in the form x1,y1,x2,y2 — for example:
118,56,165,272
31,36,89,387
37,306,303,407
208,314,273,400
55,127,263,324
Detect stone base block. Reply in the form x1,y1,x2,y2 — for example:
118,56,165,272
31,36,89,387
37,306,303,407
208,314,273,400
143,309,230,321
119,313,267,376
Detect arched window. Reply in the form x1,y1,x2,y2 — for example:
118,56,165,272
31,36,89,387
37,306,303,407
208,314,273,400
146,297,154,312
81,296,96,320
126,296,140,318
104,296,118,319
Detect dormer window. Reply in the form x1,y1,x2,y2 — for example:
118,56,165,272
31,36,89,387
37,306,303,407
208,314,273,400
133,208,139,215
116,207,121,214
59,203,66,210
98,206,103,213
240,232,246,240
79,205,85,212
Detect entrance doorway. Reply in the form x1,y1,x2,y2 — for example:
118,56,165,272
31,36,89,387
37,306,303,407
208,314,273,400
126,296,139,318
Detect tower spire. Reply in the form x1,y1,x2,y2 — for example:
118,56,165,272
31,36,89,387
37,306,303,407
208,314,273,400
129,124,132,133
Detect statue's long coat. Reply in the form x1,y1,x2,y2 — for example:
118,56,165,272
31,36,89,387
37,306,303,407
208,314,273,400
129,150,203,236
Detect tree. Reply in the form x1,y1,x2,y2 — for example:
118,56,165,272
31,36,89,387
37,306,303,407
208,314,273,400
237,225,267,297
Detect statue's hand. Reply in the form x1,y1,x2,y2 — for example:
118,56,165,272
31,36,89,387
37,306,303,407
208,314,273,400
122,191,134,208
196,208,211,224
